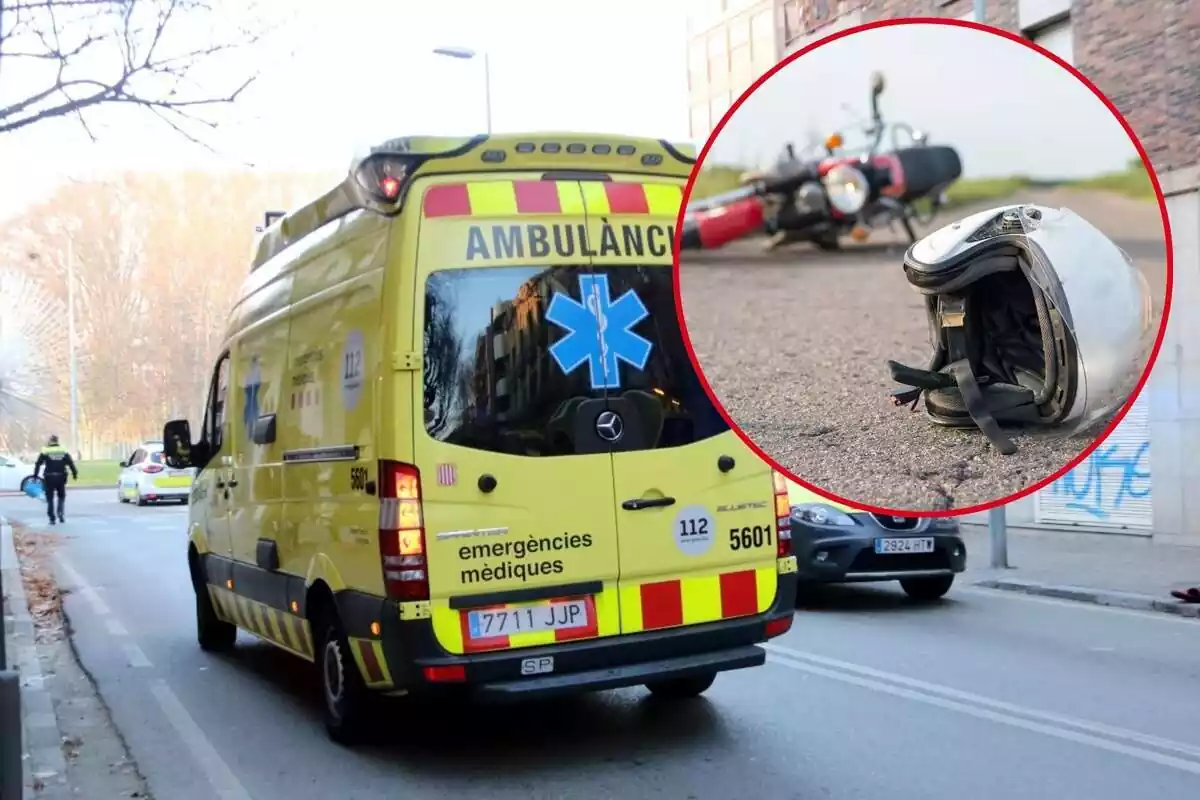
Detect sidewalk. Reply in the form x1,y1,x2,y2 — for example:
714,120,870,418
959,522,1200,618
1,518,149,799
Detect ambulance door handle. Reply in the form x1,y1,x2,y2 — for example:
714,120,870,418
622,497,676,511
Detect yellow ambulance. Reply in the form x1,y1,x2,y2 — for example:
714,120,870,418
162,133,799,744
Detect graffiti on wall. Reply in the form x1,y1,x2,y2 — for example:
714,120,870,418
1048,439,1151,521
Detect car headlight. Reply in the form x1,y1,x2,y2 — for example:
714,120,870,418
792,503,858,528
823,164,869,215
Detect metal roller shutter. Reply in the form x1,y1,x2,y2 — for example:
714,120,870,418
1034,395,1153,532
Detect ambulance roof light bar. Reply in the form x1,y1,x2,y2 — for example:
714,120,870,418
254,132,695,271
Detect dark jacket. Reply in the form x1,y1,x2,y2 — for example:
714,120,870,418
34,446,78,482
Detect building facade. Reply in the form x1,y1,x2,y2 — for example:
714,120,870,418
691,0,1198,542
685,0,786,141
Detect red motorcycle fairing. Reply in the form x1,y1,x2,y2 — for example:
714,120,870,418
682,196,767,251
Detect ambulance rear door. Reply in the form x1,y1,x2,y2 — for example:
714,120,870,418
411,176,622,657
575,177,782,636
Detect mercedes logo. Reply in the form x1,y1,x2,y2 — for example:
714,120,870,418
595,410,624,442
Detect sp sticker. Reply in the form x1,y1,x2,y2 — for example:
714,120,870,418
341,329,365,411
673,504,716,557
520,656,554,676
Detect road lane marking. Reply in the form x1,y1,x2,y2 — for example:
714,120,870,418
767,643,1200,758
765,643,1200,768
57,553,154,668
55,554,112,616
957,585,1200,626
123,642,153,668
149,680,254,800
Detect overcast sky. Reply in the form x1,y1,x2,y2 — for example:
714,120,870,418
706,22,1139,180
0,0,692,221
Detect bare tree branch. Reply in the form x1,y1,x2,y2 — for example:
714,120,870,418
0,0,273,142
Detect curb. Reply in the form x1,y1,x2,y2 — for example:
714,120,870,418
2,518,69,798
974,577,1200,619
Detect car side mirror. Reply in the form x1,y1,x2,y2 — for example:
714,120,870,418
163,419,200,469
118,460,128,468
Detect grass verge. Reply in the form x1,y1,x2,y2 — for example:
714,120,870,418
75,459,121,487
689,159,1156,208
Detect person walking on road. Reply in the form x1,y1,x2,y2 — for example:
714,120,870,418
33,435,78,525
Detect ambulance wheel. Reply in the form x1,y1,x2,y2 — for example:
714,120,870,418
644,672,716,699
317,617,372,745
135,489,147,507
195,583,236,652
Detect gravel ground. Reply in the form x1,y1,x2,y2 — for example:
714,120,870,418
679,189,1168,512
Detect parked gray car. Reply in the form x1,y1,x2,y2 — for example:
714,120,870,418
787,489,967,600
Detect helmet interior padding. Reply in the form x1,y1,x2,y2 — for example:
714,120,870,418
888,266,1078,455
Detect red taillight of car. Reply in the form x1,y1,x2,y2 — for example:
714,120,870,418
772,470,793,559
142,464,165,474
378,460,429,601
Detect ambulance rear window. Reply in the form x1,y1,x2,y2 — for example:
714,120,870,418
422,264,728,457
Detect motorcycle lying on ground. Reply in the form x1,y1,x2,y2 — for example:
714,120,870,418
680,73,963,254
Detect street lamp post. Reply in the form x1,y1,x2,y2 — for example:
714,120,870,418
66,235,79,457
432,46,492,133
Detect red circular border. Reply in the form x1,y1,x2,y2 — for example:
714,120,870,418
671,16,1175,518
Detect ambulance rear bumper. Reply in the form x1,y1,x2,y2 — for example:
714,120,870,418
469,644,765,701
373,570,798,698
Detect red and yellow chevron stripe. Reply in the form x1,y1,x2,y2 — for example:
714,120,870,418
422,179,683,219
620,566,777,634
208,586,314,658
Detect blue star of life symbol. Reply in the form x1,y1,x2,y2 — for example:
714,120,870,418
545,274,653,390
243,357,261,436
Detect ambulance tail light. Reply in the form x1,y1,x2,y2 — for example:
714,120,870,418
378,460,429,601
354,153,425,206
772,470,793,558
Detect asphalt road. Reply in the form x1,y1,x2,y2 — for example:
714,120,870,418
678,190,1168,512
5,491,1200,800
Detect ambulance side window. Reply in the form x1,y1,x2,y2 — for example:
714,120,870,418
204,353,232,455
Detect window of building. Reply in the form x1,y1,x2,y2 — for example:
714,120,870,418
708,28,729,91
730,41,753,92
688,42,708,94
1027,17,1074,65
690,104,711,140
709,91,732,130
729,15,750,47
783,0,804,42
751,8,776,67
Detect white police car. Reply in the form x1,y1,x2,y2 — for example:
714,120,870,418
117,441,194,505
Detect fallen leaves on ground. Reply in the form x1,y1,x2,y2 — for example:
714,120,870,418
12,523,66,644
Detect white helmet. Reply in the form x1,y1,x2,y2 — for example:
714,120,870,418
888,203,1153,455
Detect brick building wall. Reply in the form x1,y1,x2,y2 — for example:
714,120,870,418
778,0,1200,175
